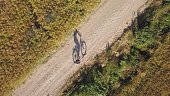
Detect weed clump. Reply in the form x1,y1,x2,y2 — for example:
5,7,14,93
65,1,170,96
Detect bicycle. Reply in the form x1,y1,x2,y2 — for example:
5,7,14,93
72,38,87,64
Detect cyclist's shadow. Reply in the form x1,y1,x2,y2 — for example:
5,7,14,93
72,29,87,64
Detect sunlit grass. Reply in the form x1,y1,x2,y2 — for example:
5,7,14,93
0,0,100,95
65,1,170,95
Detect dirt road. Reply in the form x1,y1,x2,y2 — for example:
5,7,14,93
13,0,150,96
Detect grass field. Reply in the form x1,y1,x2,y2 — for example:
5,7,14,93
65,0,170,95
0,0,100,95
115,34,170,95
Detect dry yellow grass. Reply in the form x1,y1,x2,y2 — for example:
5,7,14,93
0,0,100,95
118,34,170,96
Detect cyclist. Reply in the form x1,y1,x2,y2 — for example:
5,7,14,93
73,29,82,63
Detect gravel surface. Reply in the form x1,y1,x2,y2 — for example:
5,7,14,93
13,0,150,96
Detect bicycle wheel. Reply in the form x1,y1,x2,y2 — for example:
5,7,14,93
81,40,87,56
72,47,80,64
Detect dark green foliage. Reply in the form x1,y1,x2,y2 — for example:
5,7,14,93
116,33,170,96
65,2,170,96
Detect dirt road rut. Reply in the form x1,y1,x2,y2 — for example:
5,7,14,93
13,0,150,96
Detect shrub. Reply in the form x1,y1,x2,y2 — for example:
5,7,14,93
65,2,170,96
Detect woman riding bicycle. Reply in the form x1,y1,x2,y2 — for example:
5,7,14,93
73,29,86,64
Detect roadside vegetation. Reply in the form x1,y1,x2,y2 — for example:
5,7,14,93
0,0,100,95
65,0,170,95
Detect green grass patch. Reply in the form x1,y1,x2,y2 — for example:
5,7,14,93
64,1,170,96
115,33,170,96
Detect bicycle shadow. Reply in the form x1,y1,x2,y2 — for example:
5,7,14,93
72,29,87,64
